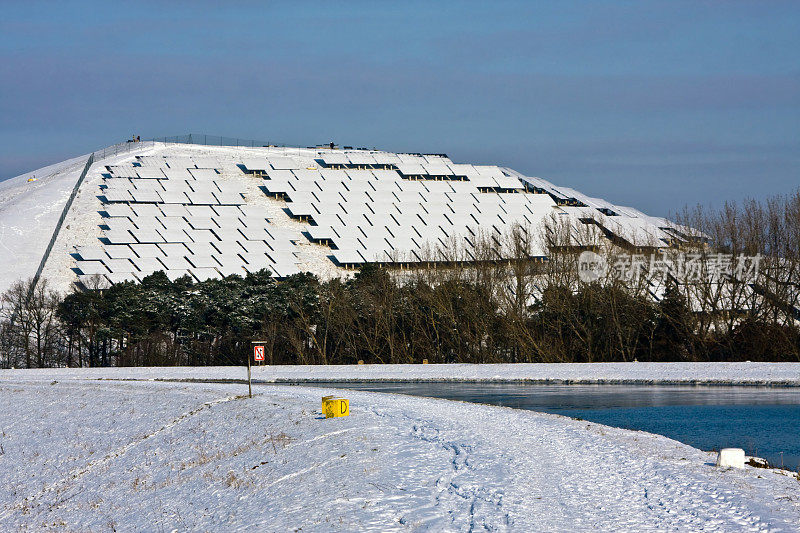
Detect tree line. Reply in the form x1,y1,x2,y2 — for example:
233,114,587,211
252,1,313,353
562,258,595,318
1,188,798,368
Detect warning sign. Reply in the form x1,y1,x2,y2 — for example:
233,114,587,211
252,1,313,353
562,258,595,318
253,345,265,362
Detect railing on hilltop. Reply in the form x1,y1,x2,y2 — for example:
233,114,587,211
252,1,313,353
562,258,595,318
146,134,294,150
90,134,300,163
91,140,156,161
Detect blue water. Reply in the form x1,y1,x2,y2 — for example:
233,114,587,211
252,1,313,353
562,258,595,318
295,382,800,471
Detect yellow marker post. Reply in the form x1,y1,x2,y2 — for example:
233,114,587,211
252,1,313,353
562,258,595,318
322,396,349,418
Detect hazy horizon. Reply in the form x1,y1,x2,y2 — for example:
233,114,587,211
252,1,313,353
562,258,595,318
1,1,798,218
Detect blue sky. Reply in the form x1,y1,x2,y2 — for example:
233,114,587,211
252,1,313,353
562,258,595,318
1,1,797,216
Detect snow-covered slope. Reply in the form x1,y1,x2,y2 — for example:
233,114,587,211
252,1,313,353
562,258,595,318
1,373,798,531
0,144,156,294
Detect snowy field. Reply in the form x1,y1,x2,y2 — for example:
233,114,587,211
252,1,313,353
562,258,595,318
1,371,799,531
4,361,799,386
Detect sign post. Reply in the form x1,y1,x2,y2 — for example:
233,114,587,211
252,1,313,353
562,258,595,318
248,342,266,399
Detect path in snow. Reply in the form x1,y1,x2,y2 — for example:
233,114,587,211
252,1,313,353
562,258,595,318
1,374,798,531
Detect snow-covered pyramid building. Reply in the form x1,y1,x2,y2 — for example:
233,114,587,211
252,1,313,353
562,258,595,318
0,138,690,295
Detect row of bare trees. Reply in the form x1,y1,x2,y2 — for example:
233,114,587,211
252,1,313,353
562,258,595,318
1,189,798,368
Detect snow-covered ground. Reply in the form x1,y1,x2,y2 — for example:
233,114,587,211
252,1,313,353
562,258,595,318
0,144,156,294
1,371,799,531
4,362,798,386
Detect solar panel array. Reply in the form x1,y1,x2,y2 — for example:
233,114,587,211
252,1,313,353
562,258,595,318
73,148,683,287
261,153,554,266
76,155,303,287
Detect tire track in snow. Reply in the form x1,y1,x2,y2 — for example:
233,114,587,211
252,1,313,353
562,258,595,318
2,393,244,518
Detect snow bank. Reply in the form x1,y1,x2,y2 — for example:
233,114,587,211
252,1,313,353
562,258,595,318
0,374,798,531
4,362,799,386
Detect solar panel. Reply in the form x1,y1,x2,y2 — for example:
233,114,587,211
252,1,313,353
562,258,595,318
214,254,245,268
319,153,349,166
161,168,193,180
422,164,454,176
239,227,269,240
347,153,377,166
186,191,219,205
75,246,107,261
367,202,397,215
157,256,191,271
269,157,300,170
158,217,191,230
102,189,132,203
330,236,360,250
263,180,293,195
289,180,319,193
287,203,316,217
131,229,165,244
266,239,297,253
110,167,142,180
185,242,219,256
372,154,401,166
103,245,136,259
319,169,348,181
157,191,187,204
128,244,162,258
211,227,242,241
184,205,214,217
342,181,372,192
331,250,364,265
130,255,164,272
136,168,166,180
285,190,317,203
157,228,189,243
238,205,266,218
103,258,136,273
188,168,219,180
104,230,136,244
396,163,426,176
160,179,192,192
213,191,245,205
136,156,166,167
293,168,319,181
76,260,109,275
345,169,375,181
238,239,270,254
494,175,523,190
105,218,137,232
241,158,271,172
266,227,302,241
307,226,337,241
102,204,134,218
130,189,162,203
185,229,218,242
189,181,218,193
468,175,498,188
240,252,274,268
